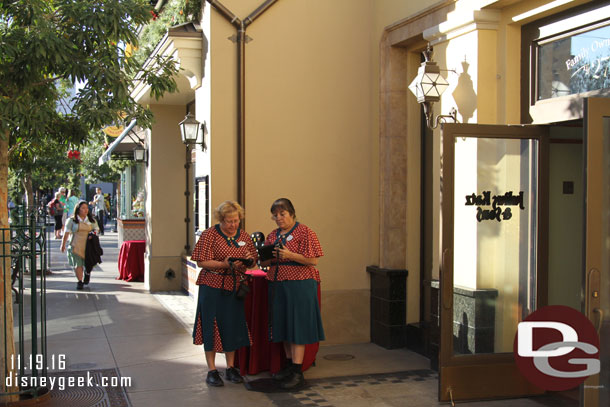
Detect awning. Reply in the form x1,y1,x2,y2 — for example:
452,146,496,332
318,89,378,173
98,120,138,165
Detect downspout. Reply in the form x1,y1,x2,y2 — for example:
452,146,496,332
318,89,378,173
238,21,246,211
206,0,279,220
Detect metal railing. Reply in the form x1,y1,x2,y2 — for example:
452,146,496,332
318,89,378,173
1,208,49,401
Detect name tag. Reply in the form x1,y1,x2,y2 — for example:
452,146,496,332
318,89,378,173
237,241,246,247
286,235,294,242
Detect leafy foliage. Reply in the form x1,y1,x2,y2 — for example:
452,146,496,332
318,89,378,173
0,0,180,141
8,140,81,200
80,133,131,184
135,0,203,65
0,0,182,206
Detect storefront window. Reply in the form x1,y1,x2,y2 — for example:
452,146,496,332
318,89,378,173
119,163,146,219
538,24,610,100
194,176,210,233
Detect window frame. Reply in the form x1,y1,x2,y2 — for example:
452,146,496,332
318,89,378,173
521,2,610,124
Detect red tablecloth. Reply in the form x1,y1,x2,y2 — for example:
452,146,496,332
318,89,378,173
236,272,320,375
117,240,145,282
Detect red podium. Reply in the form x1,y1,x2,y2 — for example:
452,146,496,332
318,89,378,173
117,240,145,282
236,270,320,375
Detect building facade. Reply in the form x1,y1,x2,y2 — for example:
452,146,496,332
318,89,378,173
108,0,608,404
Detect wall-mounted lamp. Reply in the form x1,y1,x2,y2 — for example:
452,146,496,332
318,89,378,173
179,112,207,151
133,145,147,163
179,112,204,254
408,45,457,129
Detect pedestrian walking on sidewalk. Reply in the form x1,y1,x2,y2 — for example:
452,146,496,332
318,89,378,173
60,201,99,290
59,187,68,228
191,200,258,387
262,198,325,390
90,188,106,235
49,191,64,239
65,189,79,217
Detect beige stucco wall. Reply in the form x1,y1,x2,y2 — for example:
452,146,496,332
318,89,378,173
204,0,379,344
145,104,190,292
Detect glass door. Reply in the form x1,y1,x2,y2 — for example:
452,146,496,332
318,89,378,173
439,123,549,402
583,98,610,407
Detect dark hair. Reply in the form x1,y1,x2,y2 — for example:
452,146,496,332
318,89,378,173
73,201,95,224
270,198,296,217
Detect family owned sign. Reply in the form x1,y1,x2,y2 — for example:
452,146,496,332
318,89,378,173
465,191,525,222
565,37,610,79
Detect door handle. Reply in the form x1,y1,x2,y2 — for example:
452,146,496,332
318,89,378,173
587,269,601,331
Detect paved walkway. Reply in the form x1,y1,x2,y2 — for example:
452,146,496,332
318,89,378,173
28,232,577,407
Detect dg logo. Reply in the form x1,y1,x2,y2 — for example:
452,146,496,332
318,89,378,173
513,305,600,391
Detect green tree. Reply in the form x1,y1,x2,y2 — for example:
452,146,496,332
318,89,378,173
0,0,180,397
80,132,131,185
136,0,203,65
9,138,81,206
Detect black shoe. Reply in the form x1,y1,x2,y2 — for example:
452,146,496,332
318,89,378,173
225,367,243,384
206,370,224,387
279,371,304,390
76,281,84,290
272,363,293,382
83,272,90,285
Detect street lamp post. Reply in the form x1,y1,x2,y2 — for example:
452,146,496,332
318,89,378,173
179,113,205,254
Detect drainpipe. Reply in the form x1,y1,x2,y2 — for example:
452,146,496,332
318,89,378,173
206,0,279,222
237,21,246,212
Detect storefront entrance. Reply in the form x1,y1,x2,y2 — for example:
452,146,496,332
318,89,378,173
436,98,609,405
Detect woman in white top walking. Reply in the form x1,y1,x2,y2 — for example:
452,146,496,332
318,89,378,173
60,201,99,290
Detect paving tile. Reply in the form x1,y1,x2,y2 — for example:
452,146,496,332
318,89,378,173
108,333,199,368
127,387,210,407
46,337,117,371
119,357,204,393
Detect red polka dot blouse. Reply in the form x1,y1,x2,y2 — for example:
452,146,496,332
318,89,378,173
191,225,258,290
264,223,323,282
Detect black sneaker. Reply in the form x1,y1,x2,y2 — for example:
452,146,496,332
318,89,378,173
206,370,224,387
225,367,243,384
279,371,305,390
83,272,91,285
272,363,293,381
76,281,84,290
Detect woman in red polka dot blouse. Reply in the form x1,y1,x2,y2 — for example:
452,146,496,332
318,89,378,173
191,201,258,387
263,198,325,389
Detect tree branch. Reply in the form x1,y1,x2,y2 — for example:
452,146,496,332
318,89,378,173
29,76,64,87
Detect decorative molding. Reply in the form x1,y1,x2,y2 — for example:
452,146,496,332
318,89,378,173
424,9,501,45
131,23,204,103
384,0,457,35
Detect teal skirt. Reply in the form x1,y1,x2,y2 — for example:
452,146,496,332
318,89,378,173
192,284,250,352
268,279,325,345
66,246,85,269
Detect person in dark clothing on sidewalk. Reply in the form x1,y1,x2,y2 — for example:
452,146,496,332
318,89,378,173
84,232,103,285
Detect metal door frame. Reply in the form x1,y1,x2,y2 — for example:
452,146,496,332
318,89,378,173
439,123,549,402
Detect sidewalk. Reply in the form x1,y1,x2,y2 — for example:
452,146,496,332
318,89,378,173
35,232,576,407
